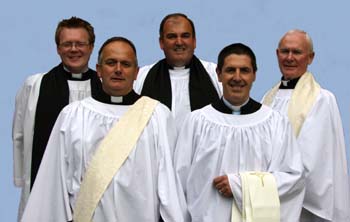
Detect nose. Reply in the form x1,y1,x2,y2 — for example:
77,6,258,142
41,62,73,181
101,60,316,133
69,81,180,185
70,43,79,51
232,71,242,81
175,36,183,45
114,63,122,75
286,51,294,60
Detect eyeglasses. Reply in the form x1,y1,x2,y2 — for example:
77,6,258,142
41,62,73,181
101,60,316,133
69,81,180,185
59,41,90,50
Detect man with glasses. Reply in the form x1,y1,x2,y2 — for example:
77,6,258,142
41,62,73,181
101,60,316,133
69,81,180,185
263,29,350,221
12,16,101,221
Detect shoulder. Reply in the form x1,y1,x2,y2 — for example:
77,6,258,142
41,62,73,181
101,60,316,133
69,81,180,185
60,98,89,116
22,73,45,87
152,99,172,117
261,104,291,127
134,62,157,93
16,73,46,100
199,59,216,68
139,62,157,73
314,88,339,108
185,104,213,123
198,59,217,74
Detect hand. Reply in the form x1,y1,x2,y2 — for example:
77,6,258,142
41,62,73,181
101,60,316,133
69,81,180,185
213,175,233,197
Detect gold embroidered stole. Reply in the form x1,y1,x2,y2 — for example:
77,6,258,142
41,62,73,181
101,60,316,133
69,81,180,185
231,172,280,222
73,96,158,222
263,72,320,137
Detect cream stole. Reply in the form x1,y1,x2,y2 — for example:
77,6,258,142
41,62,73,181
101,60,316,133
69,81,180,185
231,172,280,222
73,96,158,222
263,72,320,137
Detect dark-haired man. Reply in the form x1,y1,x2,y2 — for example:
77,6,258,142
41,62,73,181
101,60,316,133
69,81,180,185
134,13,222,131
12,16,101,220
22,37,184,222
175,43,305,221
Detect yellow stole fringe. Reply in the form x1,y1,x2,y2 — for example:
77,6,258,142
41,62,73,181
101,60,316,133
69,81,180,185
231,172,280,222
263,72,320,137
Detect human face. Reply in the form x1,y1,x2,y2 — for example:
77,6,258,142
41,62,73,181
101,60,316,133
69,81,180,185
217,54,256,106
96,41,139,96
277,32,314,80
159,17,196,67
57,27,93,73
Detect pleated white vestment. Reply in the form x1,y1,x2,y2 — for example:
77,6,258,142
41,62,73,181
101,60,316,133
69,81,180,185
21,97,184,222
174,104,305,222
134,60,222,132
263,87,350,221
12,73,93,220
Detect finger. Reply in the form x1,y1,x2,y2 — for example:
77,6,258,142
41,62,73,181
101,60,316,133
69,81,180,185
213,175,226,185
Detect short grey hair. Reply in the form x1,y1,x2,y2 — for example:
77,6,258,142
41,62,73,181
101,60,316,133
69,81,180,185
279,29,314,53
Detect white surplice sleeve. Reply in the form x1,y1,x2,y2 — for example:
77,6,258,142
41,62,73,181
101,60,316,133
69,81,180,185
173,114,196,221
298,90,350,221
12,73,43,187
13,73,44,221
21,106,73,222
153,104,186,222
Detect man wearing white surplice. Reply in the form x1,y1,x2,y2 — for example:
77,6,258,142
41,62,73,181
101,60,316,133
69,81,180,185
263,29,350,221
22,37,185,222
175,43,305,222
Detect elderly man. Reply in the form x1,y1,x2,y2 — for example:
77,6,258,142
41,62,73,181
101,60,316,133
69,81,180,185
175,43,305,222
21,37,184,222
263,29,350,221
134,13,221,131
12,16,101,221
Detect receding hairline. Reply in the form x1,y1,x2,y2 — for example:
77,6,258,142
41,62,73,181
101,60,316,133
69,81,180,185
159,13,196,38
278,29,314,53
97,37,138,66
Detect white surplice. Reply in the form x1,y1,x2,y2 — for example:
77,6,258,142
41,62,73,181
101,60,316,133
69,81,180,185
12,73,93,220
21,97,184,222
134,60,222,132
263,88,350,221
174,104,305,222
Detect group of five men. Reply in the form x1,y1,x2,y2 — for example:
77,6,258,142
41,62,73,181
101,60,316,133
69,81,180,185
13,13,349,222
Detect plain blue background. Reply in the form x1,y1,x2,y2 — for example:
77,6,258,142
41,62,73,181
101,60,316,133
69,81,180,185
1,1,349,221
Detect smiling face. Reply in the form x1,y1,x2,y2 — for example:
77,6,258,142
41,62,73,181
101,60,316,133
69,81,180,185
96,41,139,96
277,31,314,80
56,27,93,73
159,16,196,67
217,54,256,106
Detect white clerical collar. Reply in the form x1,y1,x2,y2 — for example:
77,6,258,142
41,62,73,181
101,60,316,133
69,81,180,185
222,97,250,115
173,66,186,70
111,96,123,103
281,79,289,87
63,65,89,79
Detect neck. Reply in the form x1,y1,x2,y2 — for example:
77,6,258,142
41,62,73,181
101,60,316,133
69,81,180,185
104,88,133,97
223,97,250,110
63,65,89,74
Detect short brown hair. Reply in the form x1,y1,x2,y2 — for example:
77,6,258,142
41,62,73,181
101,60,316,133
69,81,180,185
55,16,95,46
159,13,196,38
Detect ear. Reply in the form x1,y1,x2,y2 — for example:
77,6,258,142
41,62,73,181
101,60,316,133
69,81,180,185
56,45,61,55
159,37,164,50
96,63,102,78
216,67,222,82
134,66,139,80
308,52,315,65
